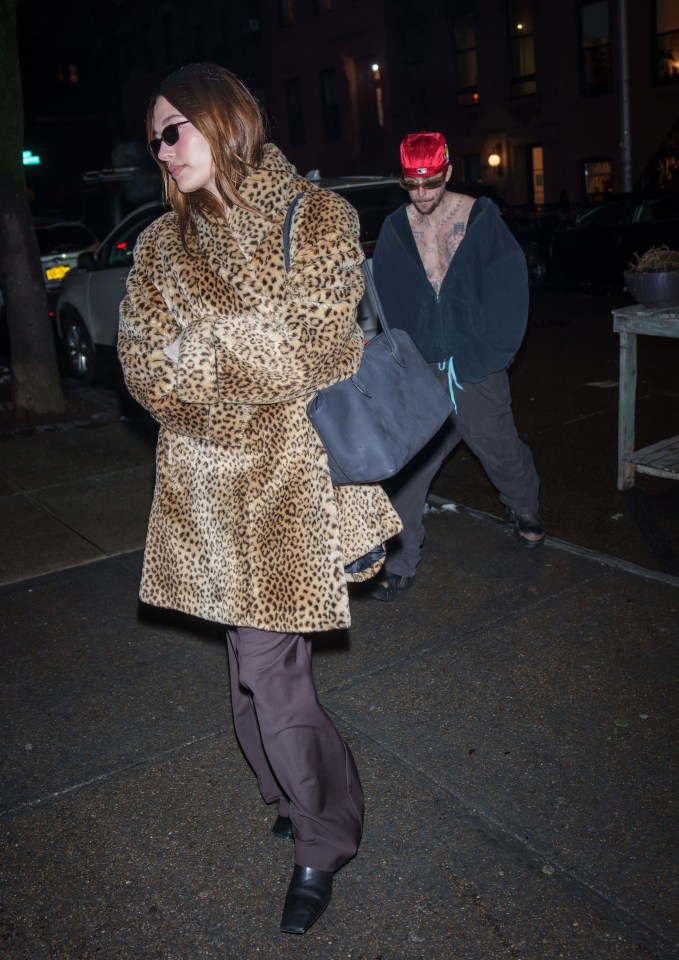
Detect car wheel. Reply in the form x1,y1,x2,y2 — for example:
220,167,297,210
522,244,547,287
61,310,99,383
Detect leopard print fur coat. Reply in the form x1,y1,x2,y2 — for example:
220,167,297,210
118,144,401,632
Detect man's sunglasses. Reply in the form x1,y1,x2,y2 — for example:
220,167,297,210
148,120,190,158
399,174,447,191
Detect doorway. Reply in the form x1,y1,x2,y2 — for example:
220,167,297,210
526,144,544,207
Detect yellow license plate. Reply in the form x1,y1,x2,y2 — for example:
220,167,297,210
46,264,71,281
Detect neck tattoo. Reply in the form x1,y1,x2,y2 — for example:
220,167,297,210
412,193,464,228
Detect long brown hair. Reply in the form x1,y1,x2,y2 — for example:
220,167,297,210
147,63,267,247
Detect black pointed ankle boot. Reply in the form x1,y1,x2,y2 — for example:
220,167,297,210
280,864,333,934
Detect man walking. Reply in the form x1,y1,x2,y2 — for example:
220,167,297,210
369,131,544,601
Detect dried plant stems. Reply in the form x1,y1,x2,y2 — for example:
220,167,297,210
629,245,679,272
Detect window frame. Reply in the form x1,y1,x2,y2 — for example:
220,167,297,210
453,11,479,107
578,0,612,95
581,156,613,201
508,0,537,98
654,0,679,84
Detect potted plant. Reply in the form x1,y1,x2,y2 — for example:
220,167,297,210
624,245,679,309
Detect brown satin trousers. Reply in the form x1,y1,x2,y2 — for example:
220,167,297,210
226,626,364,873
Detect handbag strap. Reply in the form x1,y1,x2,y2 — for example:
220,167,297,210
283,193,305,272
360,255,394,340
282,192,400,357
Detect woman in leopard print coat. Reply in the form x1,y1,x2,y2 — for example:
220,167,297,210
118,63,400,934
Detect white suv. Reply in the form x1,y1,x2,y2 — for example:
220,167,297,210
55,202,166,382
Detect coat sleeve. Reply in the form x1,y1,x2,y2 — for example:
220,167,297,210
118,218,213,438
464,213,529,378
176,189,365,405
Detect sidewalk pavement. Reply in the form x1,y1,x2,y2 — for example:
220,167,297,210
1,408,678,960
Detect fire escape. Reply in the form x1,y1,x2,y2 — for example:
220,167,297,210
637,114,679,191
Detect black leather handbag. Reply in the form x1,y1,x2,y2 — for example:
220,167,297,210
284,194,454,486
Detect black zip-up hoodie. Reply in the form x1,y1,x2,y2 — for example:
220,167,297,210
372,196,529,384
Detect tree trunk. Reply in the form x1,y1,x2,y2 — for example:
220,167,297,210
0,0,64,424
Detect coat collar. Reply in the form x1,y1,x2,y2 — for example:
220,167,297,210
192,143,299,267
233,142,299,248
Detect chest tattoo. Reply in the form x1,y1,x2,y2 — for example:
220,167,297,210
443,222,466,263
409,194,472,292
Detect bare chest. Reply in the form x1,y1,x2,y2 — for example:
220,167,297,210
408,195,474,293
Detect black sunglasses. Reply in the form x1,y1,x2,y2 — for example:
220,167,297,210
148,120,190,158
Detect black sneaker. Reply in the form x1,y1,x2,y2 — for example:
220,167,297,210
366,572,415,602
506,508,545,548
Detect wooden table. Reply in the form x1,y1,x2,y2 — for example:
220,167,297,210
612,304,679,490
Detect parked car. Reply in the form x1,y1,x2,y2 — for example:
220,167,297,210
326,175,550,287
55,202,165,382
306,172,404,258
1,220,98,357
550,192,679,286
449,181,551,287
308,173,404,338
34,219,99,291
56,178,406,382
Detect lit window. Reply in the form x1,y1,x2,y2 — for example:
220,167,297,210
530,145,544,206
582,157,613,200
508,0,537,97
655,0,679,83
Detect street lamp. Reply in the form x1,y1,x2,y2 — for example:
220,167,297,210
488,143,503,175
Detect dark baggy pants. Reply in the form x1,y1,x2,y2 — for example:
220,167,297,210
226,626,364,873
383,367,540,578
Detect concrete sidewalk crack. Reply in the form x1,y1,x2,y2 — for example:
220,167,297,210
0,725,232,822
